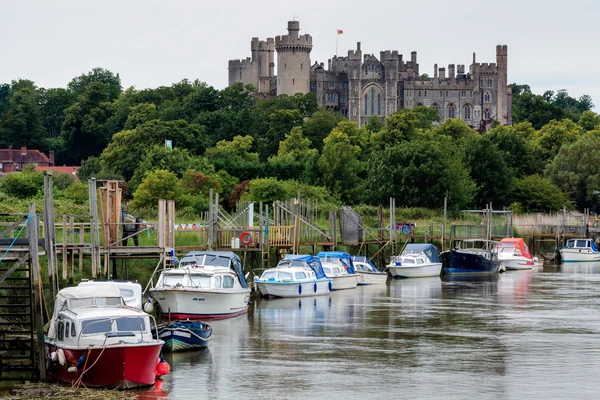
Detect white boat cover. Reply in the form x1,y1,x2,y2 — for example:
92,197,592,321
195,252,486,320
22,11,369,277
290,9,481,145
47,285,122,339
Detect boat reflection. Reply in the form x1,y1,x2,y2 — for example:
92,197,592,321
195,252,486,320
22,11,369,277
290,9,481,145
497,269,533,305
387,276,442,300
559,261,600,275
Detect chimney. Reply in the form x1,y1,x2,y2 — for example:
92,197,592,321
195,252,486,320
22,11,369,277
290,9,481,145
439,67,446,79
21,147,26,156
434,64,438,79
8,145,12,162
49,150,55,166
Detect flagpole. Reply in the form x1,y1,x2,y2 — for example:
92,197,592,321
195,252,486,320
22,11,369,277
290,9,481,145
336,32,338,56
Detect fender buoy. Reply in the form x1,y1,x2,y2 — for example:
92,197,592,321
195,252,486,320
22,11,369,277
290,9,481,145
240,231,252,245
298,284,302,295
156,359,170,377
328,281,332,292
313,283,317,293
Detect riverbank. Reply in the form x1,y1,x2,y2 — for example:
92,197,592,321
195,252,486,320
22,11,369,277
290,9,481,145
4,383,136,399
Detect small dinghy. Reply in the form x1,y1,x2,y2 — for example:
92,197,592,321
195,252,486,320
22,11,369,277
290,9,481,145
152,320,212,352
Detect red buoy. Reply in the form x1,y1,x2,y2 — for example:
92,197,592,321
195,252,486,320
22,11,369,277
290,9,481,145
156,359,170,378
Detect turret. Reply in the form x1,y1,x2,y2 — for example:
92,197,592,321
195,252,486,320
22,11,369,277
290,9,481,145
275,20,313,95
496,45,508,125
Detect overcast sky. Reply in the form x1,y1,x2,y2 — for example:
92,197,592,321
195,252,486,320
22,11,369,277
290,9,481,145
2,0,598,109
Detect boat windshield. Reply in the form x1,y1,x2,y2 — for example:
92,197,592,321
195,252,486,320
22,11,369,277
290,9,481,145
188,275,212,288
277,259,309,269
278,272,293,282
196,255,231,268
261,271,277,280
161,274,185,287
81,317,146,335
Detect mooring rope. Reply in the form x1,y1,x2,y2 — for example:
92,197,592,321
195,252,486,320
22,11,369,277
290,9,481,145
0,215,31,264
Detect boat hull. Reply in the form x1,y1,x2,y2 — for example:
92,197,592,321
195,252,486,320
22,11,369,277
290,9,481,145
153,321,212,352
560,248,600,262
389,263,442,278
150,288,250,320
501,257,534,270
45,342,163,389
256,279,332,298
357,271,388,285
330,274,358,290
441,250,502,275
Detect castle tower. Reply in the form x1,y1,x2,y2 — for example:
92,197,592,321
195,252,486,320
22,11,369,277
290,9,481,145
347,42,363,122
275,21,312,96
496,45,508,125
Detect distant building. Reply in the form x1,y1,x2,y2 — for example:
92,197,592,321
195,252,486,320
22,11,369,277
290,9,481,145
228,20,511,129
0,146,54,173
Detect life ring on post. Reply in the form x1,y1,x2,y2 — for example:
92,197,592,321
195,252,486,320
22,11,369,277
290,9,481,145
240,231,252,245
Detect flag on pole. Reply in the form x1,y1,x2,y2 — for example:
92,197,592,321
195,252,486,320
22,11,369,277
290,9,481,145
337,29,343,34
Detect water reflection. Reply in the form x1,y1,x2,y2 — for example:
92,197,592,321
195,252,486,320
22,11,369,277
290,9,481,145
559,261,600,274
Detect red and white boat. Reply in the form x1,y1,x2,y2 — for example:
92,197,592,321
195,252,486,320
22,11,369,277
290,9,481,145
494,238,535,270
45,285,166,389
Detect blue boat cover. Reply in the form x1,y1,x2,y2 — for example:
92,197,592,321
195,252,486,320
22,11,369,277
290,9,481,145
402,244,440,263
283,254,328,279
183,251,248,288
351,256,380,272
316,251,356,274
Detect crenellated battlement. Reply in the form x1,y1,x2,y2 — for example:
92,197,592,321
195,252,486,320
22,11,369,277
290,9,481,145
380,50,399,62
496,44,508,56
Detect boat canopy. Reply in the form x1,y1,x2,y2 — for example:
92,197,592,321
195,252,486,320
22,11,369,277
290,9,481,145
283,254,327,279
351,256,380,272
48,285,123,339
495,238,532,259
317,251,356,274
181,251,248,288
565,238,598,251
401,244,440,263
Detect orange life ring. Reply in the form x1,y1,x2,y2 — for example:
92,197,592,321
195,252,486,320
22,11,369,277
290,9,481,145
240,231,252,245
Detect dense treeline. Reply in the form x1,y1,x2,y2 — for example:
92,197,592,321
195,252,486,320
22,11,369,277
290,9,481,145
1,68,599,217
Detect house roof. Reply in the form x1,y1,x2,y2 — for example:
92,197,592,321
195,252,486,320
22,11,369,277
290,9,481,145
34,166,79,176
0,148,50,164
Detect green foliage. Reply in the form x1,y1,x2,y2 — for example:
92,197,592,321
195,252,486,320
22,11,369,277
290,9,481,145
53,173,76,190
78,156,101,180
546,135,600,210
129,170,191,211
364,139,475,210
123,103,158,130
485,125,542,176
0,170,44,198
63,182,89,204
0,82,46,149
129,145,199,192
578,110,600,132
535,118,581,161
510,174,571,213
244,178,288,203
302,108,342,150
67,68,122,101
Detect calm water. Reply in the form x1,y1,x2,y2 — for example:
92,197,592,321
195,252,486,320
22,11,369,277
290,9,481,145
141,263,600,400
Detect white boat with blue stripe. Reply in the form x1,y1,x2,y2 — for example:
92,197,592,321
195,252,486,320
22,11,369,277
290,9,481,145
255,255,332,298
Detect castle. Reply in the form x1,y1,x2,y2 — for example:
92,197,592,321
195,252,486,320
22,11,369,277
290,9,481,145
228,21,511,129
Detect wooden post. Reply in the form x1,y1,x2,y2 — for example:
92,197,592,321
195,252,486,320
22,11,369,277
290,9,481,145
88,178,100,278
442,196,447,251
208,189,213,251
62,215,67,281
79,223,84,273
43,171,58,297
69,216,74,279
158,199,166,251
28,203,46,381
167,200,175,250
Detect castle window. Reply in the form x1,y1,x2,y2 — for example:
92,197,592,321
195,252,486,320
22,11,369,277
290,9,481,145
340,82,345,88
464,104,472,120
484,91,491,102
239,71,242,80
445,90,449,97
470,90,473,97
480,78,484,88
340,94,345,102
378,94,381,115
364,95,368,115
487,78,493,88
439,90,443,97
432,103,439,110
447,104,456,119
461,90,467,98
484,109,491,119
329,82,335,89
285,63,287,70
424,90,427,97
301,63,303,70
311,82,316,89
293,78,295,86
371,88,375,115
418,90,421,97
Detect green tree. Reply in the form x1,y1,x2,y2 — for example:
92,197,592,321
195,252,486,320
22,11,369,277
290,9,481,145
511,175,571,213
546,135,600,210
0,168,44,198
535,119,581,162
60,82,116,164
301,108,341,151
364,139,475,209
123,103,158,130
485,125,542,176
269,127,318,163
129,170,191,210
39,88,75,139
77,156,101,181
0,83,46,149
578,110,600,132
68,68,122,101
129,145,199,192
462,136,515,207
244,178,288,203
100,119,208,181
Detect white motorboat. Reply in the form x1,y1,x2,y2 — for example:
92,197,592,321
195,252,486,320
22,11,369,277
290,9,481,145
254,254,332,298
559,238,600,262
494,238,534,270
351,256,388,285
45,285,165,389
78,280,143,309
149,251,251,320
317,251,359,290
388,243,442,278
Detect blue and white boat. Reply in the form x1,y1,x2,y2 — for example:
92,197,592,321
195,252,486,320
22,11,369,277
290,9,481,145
440,239,503,275
317,251,359,290
152,320,212,352
254,255,332,298
351,256,388,285
388,243,442,278
559,238,600,262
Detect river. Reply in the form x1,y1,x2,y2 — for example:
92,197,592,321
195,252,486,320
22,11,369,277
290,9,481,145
141,263,600,399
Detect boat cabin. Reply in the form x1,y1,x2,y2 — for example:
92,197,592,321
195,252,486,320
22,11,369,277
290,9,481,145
157,268,240,290
565,239,598,251
495,238,532,259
